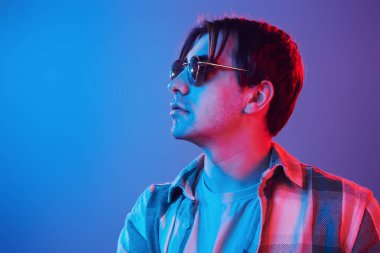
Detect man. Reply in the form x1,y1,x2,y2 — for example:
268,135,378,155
118,17,380,252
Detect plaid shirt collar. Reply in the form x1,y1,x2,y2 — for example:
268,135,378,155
168,141,303,203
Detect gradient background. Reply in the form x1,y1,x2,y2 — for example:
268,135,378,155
1,0,379,252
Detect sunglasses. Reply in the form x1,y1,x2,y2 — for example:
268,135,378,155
170,55,248,84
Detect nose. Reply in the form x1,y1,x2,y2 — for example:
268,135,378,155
167,70,190,95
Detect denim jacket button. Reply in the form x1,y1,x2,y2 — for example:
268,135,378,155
182,221,191,229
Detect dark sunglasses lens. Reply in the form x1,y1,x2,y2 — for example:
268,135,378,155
170,60,185,80
189,56,199,81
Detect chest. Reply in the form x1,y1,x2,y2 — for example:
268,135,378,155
158,186,342,253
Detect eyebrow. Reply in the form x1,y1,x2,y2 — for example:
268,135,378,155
186,54,208,63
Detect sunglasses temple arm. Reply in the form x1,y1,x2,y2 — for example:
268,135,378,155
198,61,248,72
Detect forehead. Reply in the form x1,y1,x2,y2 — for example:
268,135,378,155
186,33,234,64
186,34,209,62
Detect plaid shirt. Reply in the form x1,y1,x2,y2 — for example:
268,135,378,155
117,142,380,252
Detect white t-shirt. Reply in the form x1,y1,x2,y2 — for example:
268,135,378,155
183,170,262,253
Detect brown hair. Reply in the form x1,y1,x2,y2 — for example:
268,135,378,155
179,17,304,137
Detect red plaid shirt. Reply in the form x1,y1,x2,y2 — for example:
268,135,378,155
118,142,380,252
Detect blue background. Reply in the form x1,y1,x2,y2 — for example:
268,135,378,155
1,1,379,252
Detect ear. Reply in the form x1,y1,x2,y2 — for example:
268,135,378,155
243,80,274,114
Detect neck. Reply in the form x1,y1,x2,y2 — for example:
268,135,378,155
200,128,272,193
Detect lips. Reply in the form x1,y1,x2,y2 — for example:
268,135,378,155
170,102,189,112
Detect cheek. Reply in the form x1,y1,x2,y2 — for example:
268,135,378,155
197,87,242,125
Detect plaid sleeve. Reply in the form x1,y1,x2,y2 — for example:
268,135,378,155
117,186,154,253
351,191,380,253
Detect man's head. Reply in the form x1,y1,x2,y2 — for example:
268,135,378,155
168,17,303,145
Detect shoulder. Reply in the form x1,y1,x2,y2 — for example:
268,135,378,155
303,163,374,203
118,183,173,252
302,164,380,249
303,163,380,227
131,183,172,215
122,183,172,237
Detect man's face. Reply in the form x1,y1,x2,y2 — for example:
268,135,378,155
167,34,246,146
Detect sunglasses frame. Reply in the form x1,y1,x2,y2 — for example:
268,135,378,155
170,55,248,84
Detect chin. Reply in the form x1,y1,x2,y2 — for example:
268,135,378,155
170,124,195,139
170,127,188,140
170,126,205,147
